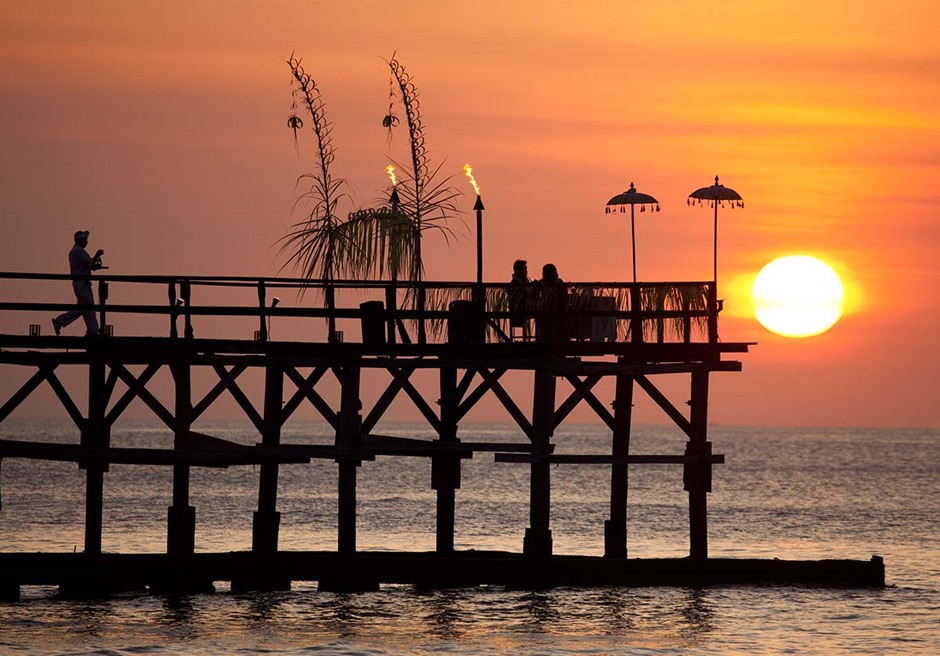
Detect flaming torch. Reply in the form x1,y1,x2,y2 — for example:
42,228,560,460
386,164,400,206
464,163,485,287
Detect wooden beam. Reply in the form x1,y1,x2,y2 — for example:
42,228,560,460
43,368,85,430
0,367,50,423
496,453,725,465
455,368,476,402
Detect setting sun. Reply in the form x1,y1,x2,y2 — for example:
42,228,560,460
752,255,845,338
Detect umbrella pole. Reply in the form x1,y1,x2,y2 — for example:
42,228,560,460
631,205,637,284
713,201,718,291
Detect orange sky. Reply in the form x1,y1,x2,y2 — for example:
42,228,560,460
0,1,937,428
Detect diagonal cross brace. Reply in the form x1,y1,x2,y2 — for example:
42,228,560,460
362,366,415,434
192,364,248,421
468,368,534,440
557,374,615,431
635,374,693,438
112,363,176,429
106,363,163,426
283,366,336,429
212,364,264,433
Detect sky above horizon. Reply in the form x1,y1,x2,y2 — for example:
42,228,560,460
0,1,937,428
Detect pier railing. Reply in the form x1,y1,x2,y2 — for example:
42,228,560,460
0,272,720,345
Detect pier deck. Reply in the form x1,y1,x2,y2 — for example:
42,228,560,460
0,273,882,597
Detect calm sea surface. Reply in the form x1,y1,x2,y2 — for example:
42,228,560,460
0,420,937,654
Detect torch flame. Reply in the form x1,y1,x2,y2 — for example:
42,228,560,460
463,163,481,196
385,165,397,186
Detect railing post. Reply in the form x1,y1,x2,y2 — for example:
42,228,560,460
257,280,267,342
417,284,427,345
656,289,665,344
683,293,692,344
326,285,337,343
385,284,397,345
167,282,178,339
179,280,192,339
630,285,644,344
97,279,109,336
707,283,719,343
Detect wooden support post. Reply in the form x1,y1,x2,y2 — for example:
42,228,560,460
167,359,195,557
685,365,711,562
630,285,644,344
524,367,554,557
433,364,460,554
82,359,108,555
335,363,362,556
605,368,633,558
253,363,283,554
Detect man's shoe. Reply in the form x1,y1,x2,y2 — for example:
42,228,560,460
51,318,61,336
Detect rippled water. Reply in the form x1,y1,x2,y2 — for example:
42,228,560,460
1,421,937,654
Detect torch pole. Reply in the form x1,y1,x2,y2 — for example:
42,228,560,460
474,194,485,289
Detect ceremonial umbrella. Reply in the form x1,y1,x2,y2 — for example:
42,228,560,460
688,175,744,290
605,182,660,283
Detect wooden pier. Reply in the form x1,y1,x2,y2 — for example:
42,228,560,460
0,272,884,598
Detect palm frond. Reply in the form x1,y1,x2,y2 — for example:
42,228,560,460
277,54,349,293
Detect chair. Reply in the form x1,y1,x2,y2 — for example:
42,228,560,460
508,283,533,341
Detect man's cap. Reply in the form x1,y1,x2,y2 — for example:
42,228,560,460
74,230,90,241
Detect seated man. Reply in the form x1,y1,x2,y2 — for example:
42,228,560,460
508,259,532,340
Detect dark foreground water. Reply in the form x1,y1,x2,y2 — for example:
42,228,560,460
0,421,937,654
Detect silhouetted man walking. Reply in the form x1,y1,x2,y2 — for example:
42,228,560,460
52,230,104,336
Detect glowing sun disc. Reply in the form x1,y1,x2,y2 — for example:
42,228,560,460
752,255,844,338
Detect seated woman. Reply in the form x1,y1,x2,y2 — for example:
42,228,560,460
536,263,567,341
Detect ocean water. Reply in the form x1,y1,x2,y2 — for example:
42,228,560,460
0,420,937,655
